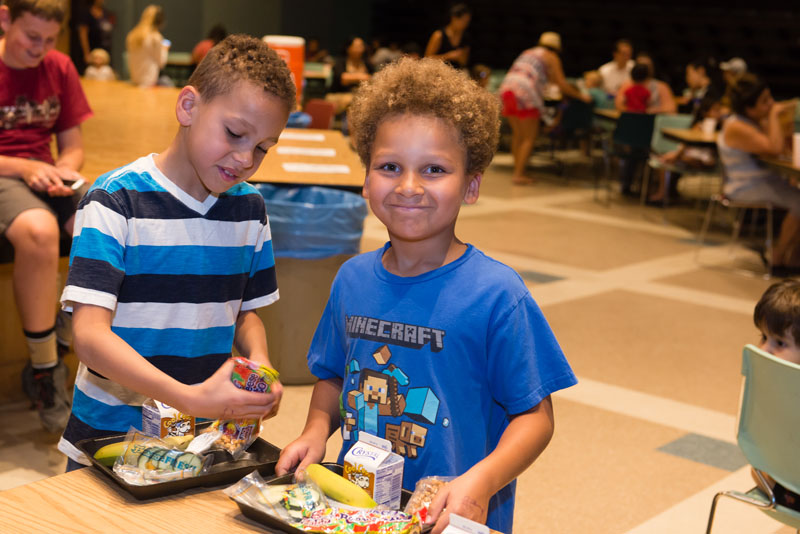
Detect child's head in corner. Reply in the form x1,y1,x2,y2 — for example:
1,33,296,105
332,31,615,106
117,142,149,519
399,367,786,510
0,0,66,70
347,57,499,245
174,34,296,198
754,280,800,364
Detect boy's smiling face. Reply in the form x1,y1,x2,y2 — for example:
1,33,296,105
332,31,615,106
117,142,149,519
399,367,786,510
0,9,61,69
363,113,480,245
176,80,288,200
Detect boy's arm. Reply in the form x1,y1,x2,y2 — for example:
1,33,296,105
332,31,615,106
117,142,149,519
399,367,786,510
275,377,343,475
72,302,274,420
427,396,555,533
55,125,86,173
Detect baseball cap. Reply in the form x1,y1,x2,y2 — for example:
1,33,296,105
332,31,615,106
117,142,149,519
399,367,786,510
720,57,747,75
538,32,562,52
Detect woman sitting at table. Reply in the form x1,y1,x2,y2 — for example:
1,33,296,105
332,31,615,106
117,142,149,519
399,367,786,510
498,32,591,185
327,36,373,115
718,74,800,269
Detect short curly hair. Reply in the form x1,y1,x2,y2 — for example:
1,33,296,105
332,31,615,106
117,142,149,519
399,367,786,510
348,57,500,175
187,34,296,112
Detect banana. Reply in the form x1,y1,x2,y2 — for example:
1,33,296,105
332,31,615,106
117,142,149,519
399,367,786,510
93,441,131,466
163,434,194,450
304,463,377,508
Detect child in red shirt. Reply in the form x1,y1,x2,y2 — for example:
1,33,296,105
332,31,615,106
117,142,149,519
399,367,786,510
620,63,651,113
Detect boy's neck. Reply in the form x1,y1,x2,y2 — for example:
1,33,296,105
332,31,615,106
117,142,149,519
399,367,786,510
382,234,467,277
153,133,211,202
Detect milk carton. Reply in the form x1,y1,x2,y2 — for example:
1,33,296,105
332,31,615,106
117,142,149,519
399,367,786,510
343,433,404,509
142,399,195,438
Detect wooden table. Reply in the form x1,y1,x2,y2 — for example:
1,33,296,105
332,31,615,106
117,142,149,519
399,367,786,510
593,108,620,121
661,127,717,147
80,79,365,189
0,468,265,533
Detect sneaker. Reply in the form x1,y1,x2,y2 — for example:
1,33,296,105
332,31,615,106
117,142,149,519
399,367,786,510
22,362,72,433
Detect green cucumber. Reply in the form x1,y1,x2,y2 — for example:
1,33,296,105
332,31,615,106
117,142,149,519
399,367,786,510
158,449,184,471
138,447,168,470
174,452,203,476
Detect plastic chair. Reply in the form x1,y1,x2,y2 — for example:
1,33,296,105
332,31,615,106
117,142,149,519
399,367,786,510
706,344,800,533
547,99,595,178
303,99,336,130
695,174,774,279
597,112,655,201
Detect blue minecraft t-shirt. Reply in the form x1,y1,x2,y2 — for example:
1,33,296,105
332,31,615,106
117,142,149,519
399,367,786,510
308,243,577,533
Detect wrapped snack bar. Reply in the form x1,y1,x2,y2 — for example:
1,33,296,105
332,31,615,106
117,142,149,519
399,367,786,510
404,476,454,524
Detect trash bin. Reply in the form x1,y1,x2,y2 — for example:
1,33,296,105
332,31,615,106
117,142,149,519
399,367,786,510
254,184,367,384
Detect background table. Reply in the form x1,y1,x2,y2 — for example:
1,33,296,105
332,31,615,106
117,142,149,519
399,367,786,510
660,127,717,147
80,80,365,189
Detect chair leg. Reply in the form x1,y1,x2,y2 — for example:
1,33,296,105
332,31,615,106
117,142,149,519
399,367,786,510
640,164,651,206
706,491,724,534
766,206,774,278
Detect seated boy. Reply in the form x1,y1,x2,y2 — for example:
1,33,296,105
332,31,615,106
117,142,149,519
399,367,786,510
751,280,800,510
617,62,651,113
0,0,92,432
58,34,294,469
276,58,577,533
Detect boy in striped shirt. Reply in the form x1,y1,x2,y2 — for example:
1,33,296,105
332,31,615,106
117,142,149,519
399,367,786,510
58,35,295,469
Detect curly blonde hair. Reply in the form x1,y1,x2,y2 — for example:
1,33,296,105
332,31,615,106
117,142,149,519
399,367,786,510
348,57,500,175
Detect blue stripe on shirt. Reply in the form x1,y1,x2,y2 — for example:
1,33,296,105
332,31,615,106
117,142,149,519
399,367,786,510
72,387,143,433
112,325,236,357
124,244,257,275
70,227,125,271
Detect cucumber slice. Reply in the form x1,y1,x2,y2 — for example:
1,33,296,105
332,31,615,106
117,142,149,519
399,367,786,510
139,447,168,470
174,452,203,476
158,449,184,471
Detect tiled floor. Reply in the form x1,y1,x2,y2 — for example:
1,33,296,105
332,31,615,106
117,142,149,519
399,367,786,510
1,147,795,533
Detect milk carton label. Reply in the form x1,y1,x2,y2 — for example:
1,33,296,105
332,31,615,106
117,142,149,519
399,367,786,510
142,399,195,438
343,434,404,509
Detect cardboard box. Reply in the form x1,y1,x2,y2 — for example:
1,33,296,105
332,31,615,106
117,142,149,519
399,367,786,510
343,433,404,509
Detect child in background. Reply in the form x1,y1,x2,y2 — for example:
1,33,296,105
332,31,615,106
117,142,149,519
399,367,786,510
58,35,294,470
751,280,800,510
583,69,611,109
275,57,577,534
646,94,722,204
617,62,651,113
83,47,114,80
0,0,93,432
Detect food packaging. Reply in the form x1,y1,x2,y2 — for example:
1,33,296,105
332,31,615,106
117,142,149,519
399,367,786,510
225,470,328,525
112,428,211,486
142,398,195,438
343,433,404,509
403,476,455,524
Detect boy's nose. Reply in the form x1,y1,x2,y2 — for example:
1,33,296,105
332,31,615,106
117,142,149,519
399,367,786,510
233,149,253,169
397,171,423,195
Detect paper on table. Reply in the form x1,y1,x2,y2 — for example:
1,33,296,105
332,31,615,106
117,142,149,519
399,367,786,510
276,146,336,157
279,131,325,141
282,162,351,174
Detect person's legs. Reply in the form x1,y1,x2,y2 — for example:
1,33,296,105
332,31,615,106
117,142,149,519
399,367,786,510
5,208,71,432
512,117,539,185
775,213,800,266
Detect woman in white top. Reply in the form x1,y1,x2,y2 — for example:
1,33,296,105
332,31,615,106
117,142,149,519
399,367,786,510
125,4,168,87
718,74,800,269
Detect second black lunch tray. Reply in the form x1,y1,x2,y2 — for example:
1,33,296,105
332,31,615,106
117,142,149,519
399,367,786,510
234,463,432,534
75,421,281,500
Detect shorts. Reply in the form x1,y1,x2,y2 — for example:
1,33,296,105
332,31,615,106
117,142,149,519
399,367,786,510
724,174,800,218
0,177,88,236
501,90,541,120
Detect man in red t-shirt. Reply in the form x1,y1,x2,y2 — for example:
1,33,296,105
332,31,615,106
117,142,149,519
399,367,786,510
0,0,93,433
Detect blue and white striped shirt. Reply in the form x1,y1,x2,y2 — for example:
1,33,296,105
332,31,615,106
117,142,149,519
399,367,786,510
59,154,278,460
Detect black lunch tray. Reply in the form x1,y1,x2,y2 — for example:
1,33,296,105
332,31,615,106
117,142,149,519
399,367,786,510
75,421,281,500
234,463,432,534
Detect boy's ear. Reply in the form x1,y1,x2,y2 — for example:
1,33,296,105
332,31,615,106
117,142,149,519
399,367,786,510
0,6,11,32
175,86,200,127
361,171,370,199
463,173,482,205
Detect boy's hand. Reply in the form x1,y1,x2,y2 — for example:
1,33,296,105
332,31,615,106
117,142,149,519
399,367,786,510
186,359,280,420
427,472,491,534
275,435,326,476
23,160,83,196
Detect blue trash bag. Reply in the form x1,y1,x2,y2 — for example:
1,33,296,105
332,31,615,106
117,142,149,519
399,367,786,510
286,111,312,129
255,184,367,259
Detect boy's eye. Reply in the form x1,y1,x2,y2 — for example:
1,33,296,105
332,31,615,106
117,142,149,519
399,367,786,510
226,128,242,139
377,162,399,172
256,146,268,155
425,165,446,174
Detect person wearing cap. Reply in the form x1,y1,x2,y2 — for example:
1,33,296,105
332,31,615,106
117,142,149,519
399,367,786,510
721,57,747,87
498,31,590,185
598,39,634,96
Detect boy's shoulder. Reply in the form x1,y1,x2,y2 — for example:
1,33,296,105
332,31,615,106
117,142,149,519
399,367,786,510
89,154,162,194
